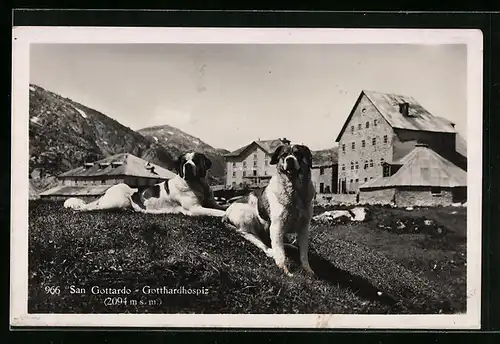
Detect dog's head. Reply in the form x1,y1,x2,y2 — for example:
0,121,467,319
176,152,212,180
270,143,313,179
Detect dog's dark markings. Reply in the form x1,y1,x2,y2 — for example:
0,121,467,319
255,189,271,223
130,190,146,210
144,184,161,200
163,180,170,194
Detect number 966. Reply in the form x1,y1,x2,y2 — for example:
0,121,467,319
45,286,61,295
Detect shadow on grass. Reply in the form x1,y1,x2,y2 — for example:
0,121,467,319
284,245,404,312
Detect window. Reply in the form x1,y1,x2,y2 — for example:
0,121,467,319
325,186,331,193
265,160,269,166
243,161,247,168
351,125,354,133
342,144,345,152
320,167,325,175
372,137,376,146
253,160,258,167
320,183,324,193
364,178,368,182
383,135,388,144
374,119,378,126
364,161,368,170
431,187,442,195
370,177,373,180
383,165,391,177
361,140,365,148
232,162,236,167
254,153,258,160
232,171,236,177
350,162,354,170
101,179,106,184
358,123,362,130
253,170,257,176
264,170,268,175
350,179,353,183
366,121,370,128
355,178,359,183
380,158,385,165
352,142,355,150
355,161,359,170
243,171,246,177
342,164,345,171
232,182,237,187
370,159,374,167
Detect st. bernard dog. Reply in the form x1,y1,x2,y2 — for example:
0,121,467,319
65,152,226,217
222,143,316,276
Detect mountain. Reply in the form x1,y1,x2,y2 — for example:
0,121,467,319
29,84,177,190
138,125,229,184
312,145,339,166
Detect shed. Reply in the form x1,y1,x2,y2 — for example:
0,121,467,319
39,153,176,201
359,144,467,207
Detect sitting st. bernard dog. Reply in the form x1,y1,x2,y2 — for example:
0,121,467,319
65,152,226,217
222,142,316,276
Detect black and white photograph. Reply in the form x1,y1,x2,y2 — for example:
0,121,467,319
10,27,483,329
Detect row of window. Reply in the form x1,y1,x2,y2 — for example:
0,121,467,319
351,119,378,133
232,159,269,168
341,158,385,171
232,170,268,177
348,177,374,184
342,135,388,152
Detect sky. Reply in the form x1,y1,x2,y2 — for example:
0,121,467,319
30,43,467,152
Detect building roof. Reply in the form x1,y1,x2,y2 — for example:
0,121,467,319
360,145,467,190
39,185,114,197
58,153,177,179
335,90,457,142
225,139,285,158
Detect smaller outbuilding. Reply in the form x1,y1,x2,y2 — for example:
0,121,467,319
39,153,176,201
359,144,467,207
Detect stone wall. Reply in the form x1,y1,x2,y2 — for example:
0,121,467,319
359,188,396,205
337,94,394,193
395,188,454,207
314,193,358,206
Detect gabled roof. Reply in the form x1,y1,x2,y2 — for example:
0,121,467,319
225,139,284,158
360,145,467,189
58,153,176,179
335,90,457,142
39,185,114,197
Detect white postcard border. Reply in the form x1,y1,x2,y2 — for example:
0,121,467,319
11,27,484,329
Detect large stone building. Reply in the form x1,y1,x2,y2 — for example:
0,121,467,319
39,153,176,201
335,90,467,194
224,139,286,189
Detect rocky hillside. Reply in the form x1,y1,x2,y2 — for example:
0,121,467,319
138,125,229,183
29,84,178,190
312,145,339,166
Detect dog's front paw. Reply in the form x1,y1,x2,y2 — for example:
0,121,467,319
278,262,293,277
265,248,274,258
303,264,315,276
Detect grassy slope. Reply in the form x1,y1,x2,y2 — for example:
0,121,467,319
28,201,466,314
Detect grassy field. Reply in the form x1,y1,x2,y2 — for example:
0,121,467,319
28,200,466,314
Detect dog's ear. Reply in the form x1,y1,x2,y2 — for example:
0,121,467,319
270,145,284,165
301,146,313,168
175,154,184,177
203,154,212,170
197,154,212,178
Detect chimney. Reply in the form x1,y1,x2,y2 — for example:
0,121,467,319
399,102,410,116
281,137,291,145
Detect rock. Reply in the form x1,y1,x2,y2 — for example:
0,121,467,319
451,211,458,214
405,206,414,211
424,219,434,226
452,202,462,207
313,210,353,223
462,202,468,207
64,197,87,210
350,207,367,222
395,220,406,230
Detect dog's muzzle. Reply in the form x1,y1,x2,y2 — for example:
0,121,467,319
284,156,299,172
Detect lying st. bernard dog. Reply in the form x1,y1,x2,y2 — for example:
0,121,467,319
222,143,316,276
64,152,226,217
